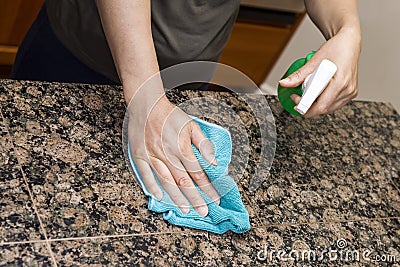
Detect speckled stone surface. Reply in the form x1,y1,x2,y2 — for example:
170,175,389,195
49,219,400,266
0,79,399,266
0,111,44,243
0,242,52,266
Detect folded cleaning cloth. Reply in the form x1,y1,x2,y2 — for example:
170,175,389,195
127,116,250,234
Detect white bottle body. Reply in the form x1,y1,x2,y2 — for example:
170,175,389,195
297,59,337,115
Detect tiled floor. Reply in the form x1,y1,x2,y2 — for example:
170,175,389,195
0,80,399,266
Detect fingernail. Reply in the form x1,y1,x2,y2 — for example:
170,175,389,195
196,206,209,217
181,206,190,214
215,197,221,206
211,157,218,166
279,77,290,83
290,95,297,101
294,106,298,111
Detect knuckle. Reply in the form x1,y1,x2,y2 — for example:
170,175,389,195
293,70,302,80
333,78,346,90
180,146,194,158
317,104,329,115
337,81,348,91
176,176,192,188
333,73,347,88
193,171,209,184
191,121,202,131
349,86,359,98
343,80,351,90
146,140,162,153
159,174,174,184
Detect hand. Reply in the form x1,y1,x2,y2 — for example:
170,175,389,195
279,27,361,118
128,95,220,217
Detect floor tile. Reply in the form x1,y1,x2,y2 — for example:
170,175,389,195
0,116,44,243
48,218,400,266
0,242,53,266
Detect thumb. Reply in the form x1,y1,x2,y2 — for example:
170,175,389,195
279,60,318,88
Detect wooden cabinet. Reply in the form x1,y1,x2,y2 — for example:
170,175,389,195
0,0,43,76
219,22,291,85
219,8,304,85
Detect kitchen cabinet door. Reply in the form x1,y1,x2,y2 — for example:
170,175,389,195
219,22,293,86
0,0,43,68
219,6,305,86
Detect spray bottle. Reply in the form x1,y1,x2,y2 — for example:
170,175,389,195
278,51,337,116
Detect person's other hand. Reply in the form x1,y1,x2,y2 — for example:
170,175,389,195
279,27,361,118
128,95,220,217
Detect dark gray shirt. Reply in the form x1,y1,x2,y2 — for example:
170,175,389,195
45,0,240,83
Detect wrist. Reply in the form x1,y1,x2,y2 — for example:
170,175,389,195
330,18,361,41
127,90,170,118
123,73,165,105
337,25,362,54
124,86,164,107
339,24,361,40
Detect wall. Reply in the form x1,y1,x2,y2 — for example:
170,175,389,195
262,0,400,112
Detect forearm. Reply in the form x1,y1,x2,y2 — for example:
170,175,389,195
96,0,163,104
304,0,361,40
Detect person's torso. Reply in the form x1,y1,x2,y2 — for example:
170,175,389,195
45,0,240,83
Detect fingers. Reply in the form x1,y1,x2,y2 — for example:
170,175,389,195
134,157,163,200
153,157,210,217
151,158,191,214
302,81,338,118
293,80,337,118
290,94,301,105
279,59,320,88
179,144,221,205
167,159,210,217
187,121,221,204
294,76,355,118
190,122,217,166
283,29,361,117
281,54,351,117
130,100,220,217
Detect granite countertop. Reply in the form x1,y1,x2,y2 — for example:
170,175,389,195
0,79,399,266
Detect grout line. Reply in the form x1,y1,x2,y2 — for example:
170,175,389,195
1,216,399,247
0,231,188,246
0,239,47,246
47,231,187,243
0,110,58,267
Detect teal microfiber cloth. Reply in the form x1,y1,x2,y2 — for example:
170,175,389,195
127,116,250,234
